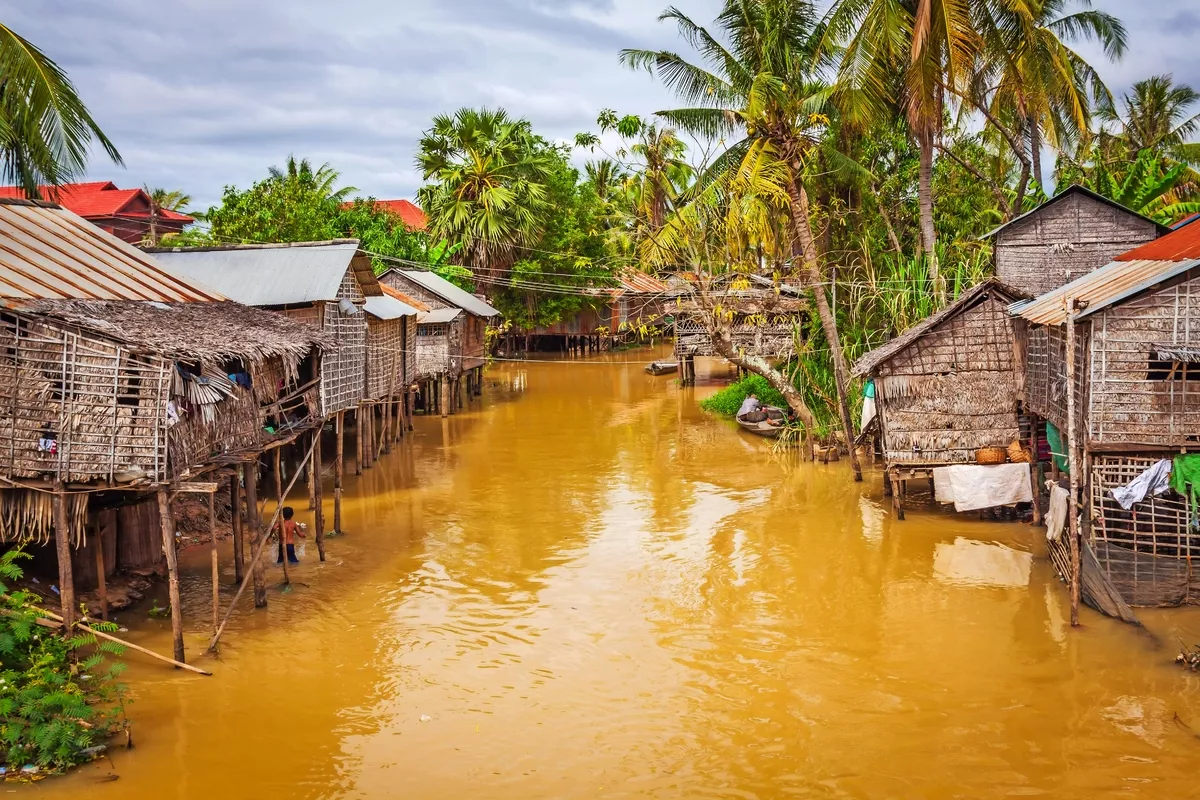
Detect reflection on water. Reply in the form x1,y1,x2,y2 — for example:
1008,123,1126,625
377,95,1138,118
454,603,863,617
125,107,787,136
29,347,1200,800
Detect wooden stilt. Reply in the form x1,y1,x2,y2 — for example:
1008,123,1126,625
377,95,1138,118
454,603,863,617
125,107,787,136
354,407,363,476
364,407,374,468
209,491,219,635
890,473,905,520
334,411,345,534
156,488,186,663
51,485,76,630
231,468,245,584
406,388,414,431
243,461,267,608
441,374,450,417
94,526,108,621
1065,298,1082,627
1029,412,1043,526
275,448,289,585
313,428,326,561
307,435,317,510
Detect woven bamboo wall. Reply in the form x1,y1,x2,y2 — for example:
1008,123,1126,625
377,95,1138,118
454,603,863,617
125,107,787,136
874,295,1021,463
673,314,800,359
167,371,261,479
403,317,417,387
461,316,486,372
319,272,368,415
1024,321,1088,434
415,323,452,379
1087,274,1200,446
367,317,404,400
0,313,168,483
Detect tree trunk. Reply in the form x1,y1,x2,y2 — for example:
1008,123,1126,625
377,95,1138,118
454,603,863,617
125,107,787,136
1030,118,1043,190
786,178,863,482
916,130,942,304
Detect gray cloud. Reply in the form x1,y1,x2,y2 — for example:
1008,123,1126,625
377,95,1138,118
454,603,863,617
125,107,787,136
0,0,1190,210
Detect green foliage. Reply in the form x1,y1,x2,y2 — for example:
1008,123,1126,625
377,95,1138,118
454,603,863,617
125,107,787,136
699,374,787,416
0,547,128,773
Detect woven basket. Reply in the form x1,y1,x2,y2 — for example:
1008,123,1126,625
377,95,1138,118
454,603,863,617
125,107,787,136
975,446,1008,465
1007,440,1031,464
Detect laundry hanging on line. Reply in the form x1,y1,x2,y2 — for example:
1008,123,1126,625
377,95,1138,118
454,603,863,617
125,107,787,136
1110,459,1172,511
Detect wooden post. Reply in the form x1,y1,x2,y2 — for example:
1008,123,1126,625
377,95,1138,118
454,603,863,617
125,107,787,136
354,407,363,476
441,374,450,417
93,526,108,621
156,488,186,663
243,461,267,608
52,486,76,630
1065,298,1082,627
334,411,345,535
406,388,414,431
209,491,219,635
307,436,317,510
313,428,326,561
275,448,289,585
1029,412,1043,526
364,407,374,468
231,468,244,584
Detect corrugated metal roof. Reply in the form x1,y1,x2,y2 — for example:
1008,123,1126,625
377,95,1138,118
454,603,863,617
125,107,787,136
418,308,462,324
618,271,669,294
1010,258,1200,325
0,199,223,302
151,240,381,306
364,293,417,320
980,185,1170,240
1115,216,1200,262
390,268,501,318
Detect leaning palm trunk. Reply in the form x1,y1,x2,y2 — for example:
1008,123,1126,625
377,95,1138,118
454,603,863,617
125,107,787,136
916,132,942,304
786,179,863,481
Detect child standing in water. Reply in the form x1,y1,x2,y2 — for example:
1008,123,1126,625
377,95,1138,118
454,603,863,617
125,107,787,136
276,507,305,564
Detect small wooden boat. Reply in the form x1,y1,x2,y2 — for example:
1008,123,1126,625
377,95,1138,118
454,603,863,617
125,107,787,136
645,360,679,376
736,406,787,438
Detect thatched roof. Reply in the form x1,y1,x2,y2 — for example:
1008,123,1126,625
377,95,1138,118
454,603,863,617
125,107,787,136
853,279,1027,377
10,299,329,363
669,272,807,315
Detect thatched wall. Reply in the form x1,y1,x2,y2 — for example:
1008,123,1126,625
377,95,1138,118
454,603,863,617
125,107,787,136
994,190,1160,297
366,316,404,400
874,293,1022,464
319,272,368,415
1024,321,1088,434
1086,272,1200,447
403,317,417,388
415,323,453,379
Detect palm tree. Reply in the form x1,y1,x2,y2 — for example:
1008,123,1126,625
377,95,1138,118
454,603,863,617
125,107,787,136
623,0,864,479
416,108,554,287
975,0,1125,192
268,156,356,204
628,124,692,237
1098,75,1200,165
825,0,983,301
143,186,192,245
0,23,121,196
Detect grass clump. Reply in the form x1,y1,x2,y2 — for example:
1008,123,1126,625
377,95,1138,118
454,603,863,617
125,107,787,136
699,374,788,417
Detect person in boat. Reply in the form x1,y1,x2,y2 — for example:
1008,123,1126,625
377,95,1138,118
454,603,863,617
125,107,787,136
737,393,761,417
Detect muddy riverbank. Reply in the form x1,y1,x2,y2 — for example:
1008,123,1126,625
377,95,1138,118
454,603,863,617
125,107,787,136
25,348,1200,799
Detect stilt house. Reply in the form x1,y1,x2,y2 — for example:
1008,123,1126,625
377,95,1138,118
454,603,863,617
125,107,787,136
1012,223,1200,608
983,185,1168,298
851,280,1029,517
512,271,670,354
362,286,418,453
151,240,382,418
377,269,500,412
671,273,807,384
0,199,326,663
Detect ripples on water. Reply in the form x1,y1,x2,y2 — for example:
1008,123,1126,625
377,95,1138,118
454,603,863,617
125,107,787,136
33,350,1200,800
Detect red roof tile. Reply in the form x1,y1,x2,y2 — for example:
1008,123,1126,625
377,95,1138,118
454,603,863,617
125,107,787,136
1116,219,1200,262
368,199,427,231
0,182,193,223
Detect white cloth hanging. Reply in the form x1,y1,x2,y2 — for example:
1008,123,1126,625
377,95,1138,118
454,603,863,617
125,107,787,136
1109,459,1172,511
933,463,1034,513
1045,485,1069,542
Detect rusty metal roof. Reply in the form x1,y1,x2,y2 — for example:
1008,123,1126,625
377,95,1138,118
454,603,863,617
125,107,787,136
1009,258,1200,325
617,271,669,294
1115,216,1200,261
0,198,223,302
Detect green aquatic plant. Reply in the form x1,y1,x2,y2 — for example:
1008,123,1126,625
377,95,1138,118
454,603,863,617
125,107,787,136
699,374,788,417
0,547,128,773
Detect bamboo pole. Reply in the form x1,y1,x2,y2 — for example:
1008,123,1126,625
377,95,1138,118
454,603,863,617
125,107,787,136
209,491,218,636
52,485,76,630
313,428,326,561
207,434,318,652
1029,412,1042,526
275,448,289,586
243,461,267,609
156,488,185,664
335,411,345,535
94,527,108,622
441,374,450,417
231,467,244,584
1065,298,1082,627
354,407,363,476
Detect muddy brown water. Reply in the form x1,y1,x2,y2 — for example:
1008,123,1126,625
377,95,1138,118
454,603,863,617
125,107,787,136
25,348,1200,799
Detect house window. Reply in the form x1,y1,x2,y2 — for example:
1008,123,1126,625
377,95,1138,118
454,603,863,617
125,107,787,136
1148,359,1200,381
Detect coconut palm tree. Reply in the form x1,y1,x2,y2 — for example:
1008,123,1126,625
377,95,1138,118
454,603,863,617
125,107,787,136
0,22,121,196
1098,75,1200,165
143,186,192,245
622,0,864,479
628,124,692,237
416,108,554,287
824,0,983,302
268,156,356,204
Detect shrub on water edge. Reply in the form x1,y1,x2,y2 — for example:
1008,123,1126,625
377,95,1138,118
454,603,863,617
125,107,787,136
699,374,788,417
0,547,129,774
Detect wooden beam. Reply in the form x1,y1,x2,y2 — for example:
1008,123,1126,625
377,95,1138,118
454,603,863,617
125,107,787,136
156,488,186,664
94,525,108,621
334,411,345,535
244,461,267,609
313,429,326,561
275,447,289,586
1065,299,1082,627
175,482,219,494
209,491,219,636
354,406,363,476
52,486,76,630
231,468,244,585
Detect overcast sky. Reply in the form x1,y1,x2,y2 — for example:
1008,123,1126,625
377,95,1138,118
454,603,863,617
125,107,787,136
4,0,1196,210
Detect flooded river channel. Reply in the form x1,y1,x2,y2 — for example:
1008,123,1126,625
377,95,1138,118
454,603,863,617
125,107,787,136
29,349,1200,799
